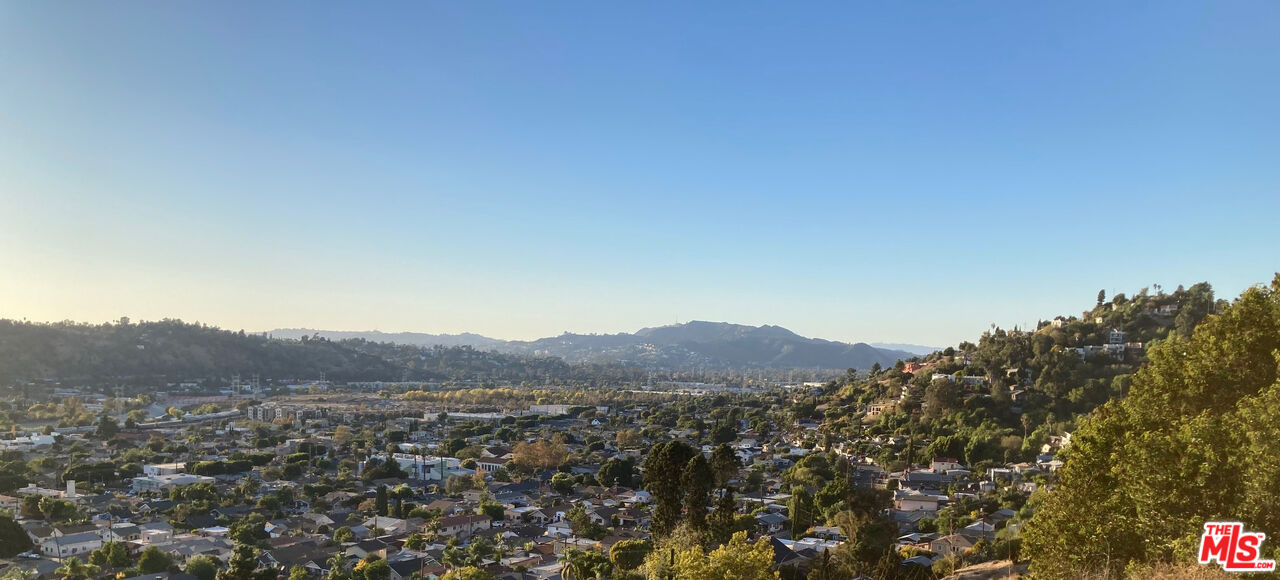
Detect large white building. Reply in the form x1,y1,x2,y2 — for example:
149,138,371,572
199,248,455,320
42,531,102,559
132,473,215,493
372,454,475,481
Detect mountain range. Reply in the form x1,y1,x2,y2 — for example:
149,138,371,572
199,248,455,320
270,321,931,370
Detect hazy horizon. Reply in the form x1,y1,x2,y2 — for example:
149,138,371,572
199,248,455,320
3,2,1277,347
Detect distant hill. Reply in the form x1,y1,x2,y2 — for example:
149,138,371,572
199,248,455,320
868,342,940,356
269,328,507,350
0,319,400,384
0,320,569,384
279,321,915,370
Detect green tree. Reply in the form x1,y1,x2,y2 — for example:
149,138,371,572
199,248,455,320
922,379,962,419
289,566,309,580
356,558,390,580
325,554,351,580
681,455,714,534
1023,279,1280,577
478,499,505,522
38,496,79,521
333,526,355,543
217,544,275,580
566,506,607,540
642,440,696,537
138,546,175,574
404,532,426,551
788,486,814,538
710,423,736,445
95,415,119,439
375,485,389,516
709,445,741,489
55,558,99,580
186,555,222,580
708,487,738,546
438,567,494,580
562,549,612,580
89,541,132,569
597,457,636,488
0,514,33,557
551,472,576,495
609,539,651,571
642,531,777,580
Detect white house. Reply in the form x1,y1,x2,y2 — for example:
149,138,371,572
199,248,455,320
894,489,947,513
42,531,103,559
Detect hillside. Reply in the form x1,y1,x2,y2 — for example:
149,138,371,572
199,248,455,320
277,321,915,370
0,319,572,384
269,328,508,350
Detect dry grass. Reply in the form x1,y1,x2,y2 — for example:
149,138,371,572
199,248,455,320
943,561,1237,580
943,560,1029,580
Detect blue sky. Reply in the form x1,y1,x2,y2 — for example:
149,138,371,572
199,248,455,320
1,2,1277,347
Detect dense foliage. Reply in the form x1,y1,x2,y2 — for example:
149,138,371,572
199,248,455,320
1023,277,1280,577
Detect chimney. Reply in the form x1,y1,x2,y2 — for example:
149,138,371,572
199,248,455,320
66,480,76,499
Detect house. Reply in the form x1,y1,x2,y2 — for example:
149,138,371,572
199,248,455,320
808,526,843,541
959,521,996,541
263,541,335,576
263,521,289,538
424,499,466,516
893,489,946,513
930,458,964,473
388,557,439,580
546,520,573,537
42,531,103,559
437,514,490,540
584,506,617,526
346,538,389,560
504,506,549,525
132,473,216,493
756,513,788,534
362,516,412,535
100,523,142,543
767,537,805,568
930,534,975,557
475,459,507,475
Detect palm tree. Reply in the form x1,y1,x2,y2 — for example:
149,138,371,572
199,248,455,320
55,558,100,580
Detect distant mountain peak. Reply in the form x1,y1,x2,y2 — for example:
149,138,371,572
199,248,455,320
270,321,916,370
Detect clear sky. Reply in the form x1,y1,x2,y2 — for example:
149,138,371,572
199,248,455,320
2,2,1278,347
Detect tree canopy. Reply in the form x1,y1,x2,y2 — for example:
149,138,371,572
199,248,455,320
1023,277,1280,577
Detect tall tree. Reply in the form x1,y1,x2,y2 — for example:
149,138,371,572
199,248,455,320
709,445,741,490
681,455,714,534
217,544,275,580
375,484,388,517
708,487,738,546
789,486,814,538
642,441,697,537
